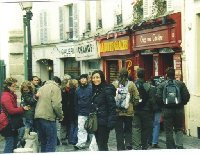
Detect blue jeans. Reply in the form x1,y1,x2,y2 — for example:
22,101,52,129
36,118,57,152
68,122,78,145
4,136,18,153
23,118,34,130
152,111,161,144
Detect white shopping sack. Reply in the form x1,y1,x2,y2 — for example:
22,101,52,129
89,135,98,151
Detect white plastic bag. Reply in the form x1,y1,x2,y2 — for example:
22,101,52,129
89,135,98,151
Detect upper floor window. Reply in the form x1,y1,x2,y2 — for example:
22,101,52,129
96,1,102,29
143,0,169,19
68,4,73,39
59,7,64,40
59,4,74,41
39,11,48,44
114,0,123,26
85,1,91,32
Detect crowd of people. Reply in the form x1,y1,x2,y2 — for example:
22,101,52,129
0,67,190,152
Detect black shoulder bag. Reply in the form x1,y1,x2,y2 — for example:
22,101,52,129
84,90,101,134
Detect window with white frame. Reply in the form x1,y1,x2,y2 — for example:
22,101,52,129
167,0,173,12
85,1,91,32
59,7,64,41
59,5,74,41
143,0,153,18
73,3,78,40
68,4,73,39
143,0,171,19
96,1,102,29
114,0,122,25
39,11,48,44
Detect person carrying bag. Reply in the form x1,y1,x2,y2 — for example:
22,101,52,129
0,77,29,153
0,104,9,132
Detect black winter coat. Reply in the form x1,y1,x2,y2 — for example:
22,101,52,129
90,83,117,130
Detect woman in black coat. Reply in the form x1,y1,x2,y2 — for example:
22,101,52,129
90,70,117,151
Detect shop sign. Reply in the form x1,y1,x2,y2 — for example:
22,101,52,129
75,40,99,61
55,45,75,58
135,29,174,47
126,59,134,79
100,37,129,53
173,53,182,80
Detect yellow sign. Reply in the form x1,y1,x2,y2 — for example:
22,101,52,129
100,39,129,53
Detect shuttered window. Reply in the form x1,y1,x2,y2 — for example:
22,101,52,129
39,11,48,44
114,0,122,25
167,0,173,12
59,7,64,41
73,3,78,40
85,1,91,31
143,0,149,18
96,1,102,28
143,0,154,18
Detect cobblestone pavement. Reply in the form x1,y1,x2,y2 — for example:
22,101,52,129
1,130,200,153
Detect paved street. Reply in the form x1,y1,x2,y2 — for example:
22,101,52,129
1,130,200,153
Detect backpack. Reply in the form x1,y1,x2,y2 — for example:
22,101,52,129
115,81,131,110
162,80,182,106
135,80,150,109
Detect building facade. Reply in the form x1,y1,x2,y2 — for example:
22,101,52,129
31,0,134,80
183,0,200,137
4,0,200,138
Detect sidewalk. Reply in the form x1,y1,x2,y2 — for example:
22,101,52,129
159,131,200,149
1,130,200,153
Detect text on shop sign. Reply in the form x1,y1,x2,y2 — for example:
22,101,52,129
135,29,169,47
100,39,129,52
78,44,93,54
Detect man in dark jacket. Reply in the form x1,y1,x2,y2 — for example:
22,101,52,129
132,68,155,150
156,67,190,149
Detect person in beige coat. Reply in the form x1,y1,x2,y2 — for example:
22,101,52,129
34,76,63,152
112,68,139,150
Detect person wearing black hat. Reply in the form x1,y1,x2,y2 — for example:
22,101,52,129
74,74,92,150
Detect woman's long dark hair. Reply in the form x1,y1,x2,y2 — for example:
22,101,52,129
91,70,106,92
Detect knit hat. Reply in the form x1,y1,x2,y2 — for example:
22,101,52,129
79,74,88,80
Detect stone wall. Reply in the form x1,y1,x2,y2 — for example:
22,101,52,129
8,30,24,98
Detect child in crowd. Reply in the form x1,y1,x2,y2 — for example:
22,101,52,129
18,81,38,147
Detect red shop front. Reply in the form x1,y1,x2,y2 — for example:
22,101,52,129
131,12,182,81
97,34,133,83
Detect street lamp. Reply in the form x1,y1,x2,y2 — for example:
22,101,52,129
19,2,33,81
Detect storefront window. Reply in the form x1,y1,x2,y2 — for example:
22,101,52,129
88,60,100,70
64,58,80,79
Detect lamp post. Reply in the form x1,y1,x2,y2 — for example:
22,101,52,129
19,2,33,81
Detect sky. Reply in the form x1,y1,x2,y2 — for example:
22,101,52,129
0,0,67,62
0,2,23,65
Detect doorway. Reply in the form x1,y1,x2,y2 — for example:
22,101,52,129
142,55,153,81
106,60,119,83
160,53,174,75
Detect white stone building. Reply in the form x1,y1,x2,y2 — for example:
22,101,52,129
183,0,200,137
31,0,134,80
2,0,200,138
